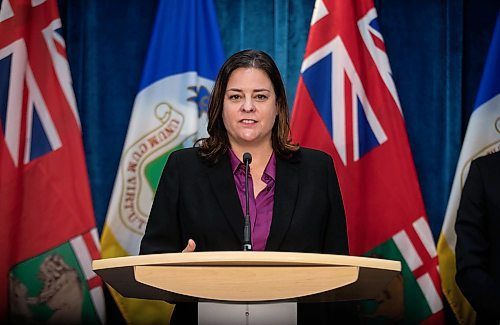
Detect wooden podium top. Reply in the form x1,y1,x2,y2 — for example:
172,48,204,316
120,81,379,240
93,251,401,303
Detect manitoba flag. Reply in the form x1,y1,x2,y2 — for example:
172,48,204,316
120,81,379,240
0,0,104,323
291,0,443,323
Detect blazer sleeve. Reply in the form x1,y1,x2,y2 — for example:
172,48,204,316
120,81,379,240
322,154,349,255
140,151,183,254
455,158,500,315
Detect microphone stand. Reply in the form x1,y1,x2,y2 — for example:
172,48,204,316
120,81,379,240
243,152,252,251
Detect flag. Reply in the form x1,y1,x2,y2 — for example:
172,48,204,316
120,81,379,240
437,13,500,325
99,0,224,323
0,0,105,323
291,0,443,323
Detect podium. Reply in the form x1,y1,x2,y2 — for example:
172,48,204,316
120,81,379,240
93,251,401,323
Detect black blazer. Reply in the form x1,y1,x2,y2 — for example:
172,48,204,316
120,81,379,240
140,147,354,324
455,151,500,325
140,147,348,254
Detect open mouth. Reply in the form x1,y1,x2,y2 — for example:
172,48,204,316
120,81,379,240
240,119,257,124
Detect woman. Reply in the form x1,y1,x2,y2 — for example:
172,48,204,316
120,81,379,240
140,49,354,324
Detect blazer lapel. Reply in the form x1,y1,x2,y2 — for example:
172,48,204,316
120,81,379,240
207,154,245,244
266,154,299,251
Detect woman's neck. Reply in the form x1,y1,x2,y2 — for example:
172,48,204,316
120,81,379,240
230,142,273,168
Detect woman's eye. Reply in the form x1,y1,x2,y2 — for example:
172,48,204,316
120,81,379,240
229,94,241,101
255,94,268,101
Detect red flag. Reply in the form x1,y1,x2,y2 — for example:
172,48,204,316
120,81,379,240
0,0,104,322
291,0,443,323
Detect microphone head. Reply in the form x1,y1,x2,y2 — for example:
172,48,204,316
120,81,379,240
243,152,252,164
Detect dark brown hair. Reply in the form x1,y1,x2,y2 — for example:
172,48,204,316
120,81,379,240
197,49,299,163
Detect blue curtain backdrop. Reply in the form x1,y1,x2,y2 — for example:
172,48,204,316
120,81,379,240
58,0,498,242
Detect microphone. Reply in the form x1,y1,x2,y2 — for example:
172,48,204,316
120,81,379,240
242,152,252,251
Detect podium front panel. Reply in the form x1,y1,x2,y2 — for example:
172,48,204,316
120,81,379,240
92,252,401,303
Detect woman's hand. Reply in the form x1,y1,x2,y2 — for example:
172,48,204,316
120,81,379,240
182,239,196,253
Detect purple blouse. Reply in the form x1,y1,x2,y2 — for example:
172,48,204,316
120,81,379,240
228,150,276,251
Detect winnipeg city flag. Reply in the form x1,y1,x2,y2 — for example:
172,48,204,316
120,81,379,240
437,13,500,325
291,0,443,323
0,0,105,323
100,0,224,323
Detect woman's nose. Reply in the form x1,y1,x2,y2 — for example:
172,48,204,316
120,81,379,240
241,98,255,112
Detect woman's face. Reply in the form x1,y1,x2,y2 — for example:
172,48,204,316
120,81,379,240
222,67,277,149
